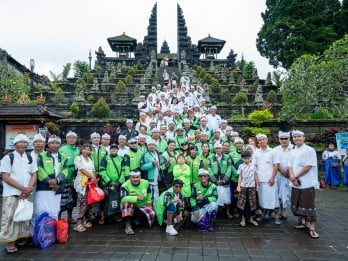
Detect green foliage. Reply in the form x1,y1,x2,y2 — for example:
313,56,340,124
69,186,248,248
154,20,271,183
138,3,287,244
45,122,60,135
233,92,248,105
116,80,126,92
281,34,348,122
136,61,144,70
0,65,31,102
248,109,274,126
125,74,133,85
70,102,79,115
202,73,213,85
86,72,94,84
226,114,245,120
266,90,277,103
62,63,71,80
87,95,95,103
220,89,231,103
242,127,271,137
91,98,110,118
210,80,221,94
95,65,103,78
236,59,256,79
55,88,65,103
271,71,284,88
257,0,341,69
75,78,87,90
73,60,89,79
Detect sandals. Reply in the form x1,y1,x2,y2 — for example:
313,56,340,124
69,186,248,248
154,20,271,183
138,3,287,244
124,226,135,235
249,220,259,226
83,221,93,228
226,211,233,219
5,245,18,254
240,221,246,227
16,239,27,246
274,219,282,226
98,219,105,225
309,229,319,239
74,224,86,232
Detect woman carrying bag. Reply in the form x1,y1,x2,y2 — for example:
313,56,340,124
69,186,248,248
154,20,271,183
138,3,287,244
73,144,96,232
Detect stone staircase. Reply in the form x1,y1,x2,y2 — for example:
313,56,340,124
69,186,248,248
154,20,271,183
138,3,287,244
156,66,181,86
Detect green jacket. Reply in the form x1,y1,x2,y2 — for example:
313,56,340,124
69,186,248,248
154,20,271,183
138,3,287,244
154,138,167,154
173,164,191,197
161,150,179,184
229,150,243,182
90,145,108,173
196,142,214,156
199,153,212,170
59,144,79,182
208,153,232,185
140,150,167,182
190,182,218,212
37,151,69,192
99,154,125,186
174,135,187,150
154,187,184,225
123,148,143,178
223,152,239,183
185,155,201,184
120,179,152,207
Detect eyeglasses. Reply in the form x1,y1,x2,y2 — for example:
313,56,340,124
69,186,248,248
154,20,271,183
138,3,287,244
279,138,289,140
129,142,137,144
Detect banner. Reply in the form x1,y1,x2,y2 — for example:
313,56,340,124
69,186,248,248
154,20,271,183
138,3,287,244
335,132,348,156
5,124,39,150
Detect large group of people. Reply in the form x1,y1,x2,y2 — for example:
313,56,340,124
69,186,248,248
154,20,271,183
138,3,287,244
0,83,325,254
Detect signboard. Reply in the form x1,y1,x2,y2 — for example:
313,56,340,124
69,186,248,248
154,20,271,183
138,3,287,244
5,124,39,150
335,132,348,156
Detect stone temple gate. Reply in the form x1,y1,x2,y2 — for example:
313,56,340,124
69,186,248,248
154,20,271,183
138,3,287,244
94,3,236,70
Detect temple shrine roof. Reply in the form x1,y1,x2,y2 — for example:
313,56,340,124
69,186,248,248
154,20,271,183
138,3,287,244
107,32,137,52
197,34,226,53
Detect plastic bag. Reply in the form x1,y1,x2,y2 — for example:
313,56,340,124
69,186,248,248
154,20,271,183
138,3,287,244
55,218,68,243
104,187,120,217
86,181,105,205
13,199,33,222
33,212,56,249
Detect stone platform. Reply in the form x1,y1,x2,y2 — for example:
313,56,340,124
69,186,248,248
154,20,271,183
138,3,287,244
1,188,348,260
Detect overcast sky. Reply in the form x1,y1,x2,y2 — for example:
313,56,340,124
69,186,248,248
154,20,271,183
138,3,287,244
0,0,276,79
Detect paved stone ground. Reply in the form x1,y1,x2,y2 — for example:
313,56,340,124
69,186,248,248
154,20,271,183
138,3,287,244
1,188,348,260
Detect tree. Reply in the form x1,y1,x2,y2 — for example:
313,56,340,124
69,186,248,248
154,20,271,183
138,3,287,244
236,58,256,79
257,0,341,69
73,60,89,79
334,0,348,38
281,34,348,122
233,92,248,118
0,65,31,103
62,63,71,80
91,98,110,118
271,71,284,88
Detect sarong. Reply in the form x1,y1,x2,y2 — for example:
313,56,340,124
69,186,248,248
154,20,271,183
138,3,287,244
0,196,30,243
60,182,76,211
291,187,317,223
121,203,155,227
324,157,340,186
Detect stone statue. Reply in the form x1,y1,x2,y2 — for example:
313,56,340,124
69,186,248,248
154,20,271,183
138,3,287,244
180,50,186,61
265,72,272,85
255,84,264,103
91,78,99,91
103,71,109,83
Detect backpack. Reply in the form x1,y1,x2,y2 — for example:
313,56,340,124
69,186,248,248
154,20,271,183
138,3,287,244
8,151,33,166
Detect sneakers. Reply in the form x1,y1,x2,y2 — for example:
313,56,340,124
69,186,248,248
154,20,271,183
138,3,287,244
124,226,135,235
274,219,281,226
166,225,178,236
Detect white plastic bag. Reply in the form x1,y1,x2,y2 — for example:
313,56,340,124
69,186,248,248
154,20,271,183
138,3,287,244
14,199,33,222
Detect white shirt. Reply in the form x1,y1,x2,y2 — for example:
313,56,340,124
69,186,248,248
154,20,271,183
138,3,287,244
0,151,37,197
273,144,293,177
206,114,222,130
254,147,275,182
289,144,318,189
